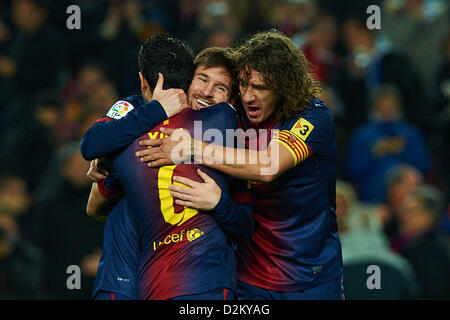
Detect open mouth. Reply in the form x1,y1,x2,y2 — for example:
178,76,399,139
246,106,261,118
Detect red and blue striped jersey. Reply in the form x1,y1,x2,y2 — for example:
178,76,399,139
110,103,242,299
89,95,147,299
92,197,138,298
236,98,343,292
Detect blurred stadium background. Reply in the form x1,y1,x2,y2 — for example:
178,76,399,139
0,0,448,299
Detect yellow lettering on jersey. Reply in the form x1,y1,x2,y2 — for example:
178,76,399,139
290,118,314,141
148,132,159,140
147,132,169,140
158,165,198,226
152,228,204,251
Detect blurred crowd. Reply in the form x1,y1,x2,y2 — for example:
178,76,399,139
0,0,448,299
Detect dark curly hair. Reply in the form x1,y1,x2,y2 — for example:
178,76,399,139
138,33,194,93
229,29,321,122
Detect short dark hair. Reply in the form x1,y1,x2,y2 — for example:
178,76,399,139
138,33,194,93
194,47,237,99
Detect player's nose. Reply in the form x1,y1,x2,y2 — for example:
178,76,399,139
200,83,214,98
241,87,255,104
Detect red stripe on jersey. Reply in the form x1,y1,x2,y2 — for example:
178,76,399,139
306,144,312,156
231,191,251,204
95,117,113,123
97,180,121,198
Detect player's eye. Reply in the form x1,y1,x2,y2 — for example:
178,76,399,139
254,85,267,91
239,81,248,89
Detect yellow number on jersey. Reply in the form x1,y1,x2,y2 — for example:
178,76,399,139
157,165,198,226
290,118,314,141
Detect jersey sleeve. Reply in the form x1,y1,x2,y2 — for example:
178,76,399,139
211,178,253,244
271,100,334,166
194,102,238,146
97,174,124,199
80,97,168,160
193,103,253,243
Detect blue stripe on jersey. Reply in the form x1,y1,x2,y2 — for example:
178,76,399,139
92,197,139,299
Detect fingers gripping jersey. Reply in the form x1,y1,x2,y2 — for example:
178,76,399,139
111,103,239,300
236,98,343,292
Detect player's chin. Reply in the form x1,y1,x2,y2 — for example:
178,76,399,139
190,100,203,110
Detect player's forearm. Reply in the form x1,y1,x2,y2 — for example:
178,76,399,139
86,183,117,222
80,100,167,160
194,141,279,182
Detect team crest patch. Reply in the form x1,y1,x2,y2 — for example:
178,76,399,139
290,118,314,140
106,100,134,119
186,228,204,242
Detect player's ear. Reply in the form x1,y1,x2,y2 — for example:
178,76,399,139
139,72,152,101
139,72,147,93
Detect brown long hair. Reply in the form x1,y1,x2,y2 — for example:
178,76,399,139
229,29,321,122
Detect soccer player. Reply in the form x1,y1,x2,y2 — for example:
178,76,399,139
138,29,344,300
82,39,252,299
84,33,194,300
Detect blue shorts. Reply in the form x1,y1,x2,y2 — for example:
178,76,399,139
93,290,134,300
170,287,237,300
237,276,344,300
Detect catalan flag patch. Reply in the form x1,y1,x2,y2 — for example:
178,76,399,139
272,130,311,165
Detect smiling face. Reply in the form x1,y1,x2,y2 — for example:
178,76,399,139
239,69,279,124
187,64,233,109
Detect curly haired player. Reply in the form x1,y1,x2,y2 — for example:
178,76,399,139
139,30,344,300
